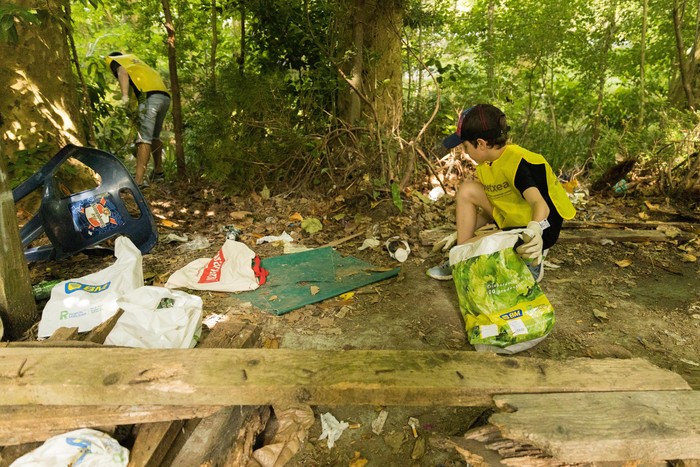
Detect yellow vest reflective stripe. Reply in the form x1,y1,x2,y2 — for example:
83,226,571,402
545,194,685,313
105,54,169,94
476,144,576,229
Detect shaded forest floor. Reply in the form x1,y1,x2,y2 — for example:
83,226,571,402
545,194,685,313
19,173,700,466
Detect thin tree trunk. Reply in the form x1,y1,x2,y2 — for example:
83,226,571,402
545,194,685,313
0,145,36,340
348,0,365,123
161,0,186,177
588,1,617,159
486,0,495,92
673,0,695,109
210,0,218,90
64,1,96,146
239,1,246,75
639,0,648,127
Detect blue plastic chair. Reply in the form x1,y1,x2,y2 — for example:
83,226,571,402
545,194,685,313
12,144,158,261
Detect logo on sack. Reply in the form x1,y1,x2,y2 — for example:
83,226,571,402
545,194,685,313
65,281,111,294
199,249,226,283
500,309,523,320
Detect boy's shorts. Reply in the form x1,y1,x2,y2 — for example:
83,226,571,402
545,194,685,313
136,93,170,144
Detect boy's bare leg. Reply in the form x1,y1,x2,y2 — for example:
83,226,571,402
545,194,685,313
151,138,163,174
455,180,495,244
135,142,152,185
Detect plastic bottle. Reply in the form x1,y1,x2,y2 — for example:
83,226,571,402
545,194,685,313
32,279,62,301
385,237,411,262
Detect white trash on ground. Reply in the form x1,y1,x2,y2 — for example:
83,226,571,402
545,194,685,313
10,428,128,467
105,286,203,348
318,412,349,449
38,236,143,338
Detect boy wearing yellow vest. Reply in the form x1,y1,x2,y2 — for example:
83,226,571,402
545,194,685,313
105,52,171,187
427,104,576,282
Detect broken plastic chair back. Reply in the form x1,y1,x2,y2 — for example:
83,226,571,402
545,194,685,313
12,144,158,261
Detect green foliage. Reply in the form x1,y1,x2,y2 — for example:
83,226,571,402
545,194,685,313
390,181,403,213
0,4,40,44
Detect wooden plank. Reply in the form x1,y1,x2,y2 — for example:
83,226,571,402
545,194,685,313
558,229,672,243
127,420,185,467
48,327,79,341
82,308,124,343
490,391,700,462
0,405,221,446
128,320,263,465
0,349,689,407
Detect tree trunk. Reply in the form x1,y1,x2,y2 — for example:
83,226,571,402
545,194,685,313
672,0,695,109
239,1,246,75
588,1,617,160
210,0,218,90
0,0,85,166
161,0,186,178
639,0,648,127
486,0,496,92
0,143,36,341
347,0,365,124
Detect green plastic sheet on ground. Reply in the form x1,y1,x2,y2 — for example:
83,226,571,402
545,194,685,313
238,246,400,315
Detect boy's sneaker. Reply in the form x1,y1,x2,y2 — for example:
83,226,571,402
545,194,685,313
426,260,452,280
138,178,150,190
151,171,165,182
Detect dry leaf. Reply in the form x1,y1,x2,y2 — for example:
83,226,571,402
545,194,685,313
681,253,697,263
310,285,320,295
158,219,180,228
644,200,659,210
593,308,609,321
638,211,649,220
289,212,304,221
615,259,633,268
268,295,278,301
349,451,368,467
229,210,252,220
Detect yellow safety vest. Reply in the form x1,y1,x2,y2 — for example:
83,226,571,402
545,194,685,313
105,54,169,94
476,144,576,229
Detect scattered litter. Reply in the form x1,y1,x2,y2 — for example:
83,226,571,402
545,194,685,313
663,329,687,345
428,186,445,201
162,233,188,243
265,216,278,224
680,358,699,367
10,428,128,466
612,179,627,195
407,417,419,438
284,243,311,254
600,238,614,246
371,410,389,435
410,436,426,460
358,237,381,250
310,285,320,295
349,452,369,467
289,212,304,222
257,231,294,245
318,412,349,449
339,292,354,301
248,406,314,467
592,309,609,321
543,259,560,269
615,258,633,268
385,237,410,262
222,225,242,241
180,234,210,250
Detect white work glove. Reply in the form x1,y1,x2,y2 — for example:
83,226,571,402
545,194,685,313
433,231,457,252
119,95,129,106
516,221,544,265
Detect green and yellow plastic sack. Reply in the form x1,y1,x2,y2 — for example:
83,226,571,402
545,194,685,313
449,230,554,354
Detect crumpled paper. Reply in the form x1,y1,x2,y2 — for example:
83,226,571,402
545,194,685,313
256,231,294,245
247,406,314,467
318,412,349,449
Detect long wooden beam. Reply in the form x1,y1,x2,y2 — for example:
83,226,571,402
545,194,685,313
0,349,689,407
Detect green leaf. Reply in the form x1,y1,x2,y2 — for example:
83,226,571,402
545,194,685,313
391,182,403,213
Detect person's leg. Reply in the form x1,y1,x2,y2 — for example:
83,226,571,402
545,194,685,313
134,142,152,185
151,139,163,175
455,180,495,244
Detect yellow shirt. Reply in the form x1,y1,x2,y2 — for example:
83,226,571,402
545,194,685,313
105,54,169,94
476,144,576,229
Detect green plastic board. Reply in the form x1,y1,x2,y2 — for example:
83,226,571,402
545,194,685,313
238,246,400,315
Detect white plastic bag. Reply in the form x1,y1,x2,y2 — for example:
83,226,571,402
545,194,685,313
105,286,203,348
10,428,128,467
38,236,143,338
165,239,260,292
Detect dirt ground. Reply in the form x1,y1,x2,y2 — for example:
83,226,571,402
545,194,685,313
21,177,700,466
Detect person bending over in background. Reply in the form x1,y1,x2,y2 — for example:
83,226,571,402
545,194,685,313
105,52,170,188
426,104,576,282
